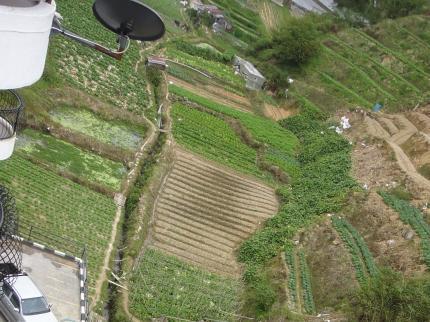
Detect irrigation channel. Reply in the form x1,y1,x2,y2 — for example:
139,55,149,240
103,73,171,321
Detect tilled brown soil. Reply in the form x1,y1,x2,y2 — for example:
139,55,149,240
150,148,278,277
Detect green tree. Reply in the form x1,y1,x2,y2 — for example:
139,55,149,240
349,268,430,322
272,17,320,66
381,0,427,19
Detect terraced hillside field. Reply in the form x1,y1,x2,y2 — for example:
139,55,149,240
150,148,279,276
291,15,430,113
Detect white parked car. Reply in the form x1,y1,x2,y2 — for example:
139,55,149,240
0,273,57,322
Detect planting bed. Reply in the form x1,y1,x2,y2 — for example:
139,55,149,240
129,248,240,321
170,85,300,177
332,216,378,284
171,103,262,176
150,148,278,276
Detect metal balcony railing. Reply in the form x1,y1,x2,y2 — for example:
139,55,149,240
0,90,23,140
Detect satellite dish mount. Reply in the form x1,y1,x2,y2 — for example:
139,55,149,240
50,0,165,60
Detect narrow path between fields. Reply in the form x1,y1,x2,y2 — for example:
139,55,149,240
92,112,158,309
121,72,174,322
365,115,430,191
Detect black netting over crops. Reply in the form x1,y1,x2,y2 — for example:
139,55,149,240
0,186,22,295
0,90,24,140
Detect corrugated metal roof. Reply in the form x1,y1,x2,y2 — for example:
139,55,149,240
242,61,265,79
293,0,325,13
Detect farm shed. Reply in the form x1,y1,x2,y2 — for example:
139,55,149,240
233,56,266,91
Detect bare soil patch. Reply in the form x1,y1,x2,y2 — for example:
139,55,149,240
263,103,297,121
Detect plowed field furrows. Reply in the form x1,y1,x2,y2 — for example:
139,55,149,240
150,149,278,277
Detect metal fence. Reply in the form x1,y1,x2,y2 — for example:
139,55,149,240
0,90,23,140
19,218,86,259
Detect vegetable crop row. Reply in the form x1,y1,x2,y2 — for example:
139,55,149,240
299,251,315,315
332,216,377,284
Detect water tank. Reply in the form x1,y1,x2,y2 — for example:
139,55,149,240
0,0,56,90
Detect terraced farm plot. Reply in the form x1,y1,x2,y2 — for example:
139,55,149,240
166,47,246,92
170,86,300,177
129,249,240,321
294,17,430,112
16,129,126,191
365,113,430,190
150,149,278,276
399,15,430,44
137,0,185,35
171,103,263,176
368,19,430,75
52,0,148,112
0,156,117,287
336,28,430,91
49,106,146,151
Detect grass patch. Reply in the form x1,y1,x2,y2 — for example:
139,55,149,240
49,106,146,151
16,128,126,191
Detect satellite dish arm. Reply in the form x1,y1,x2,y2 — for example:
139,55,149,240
51,17,130,61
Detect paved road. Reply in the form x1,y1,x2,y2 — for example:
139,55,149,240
22,244,80,322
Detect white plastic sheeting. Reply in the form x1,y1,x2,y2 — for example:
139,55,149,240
0,0,56,89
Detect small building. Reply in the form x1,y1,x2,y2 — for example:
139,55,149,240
146,56,167,70
189,0,232,32
233,56,266,91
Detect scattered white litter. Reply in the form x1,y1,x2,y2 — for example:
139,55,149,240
335,127,343,134
341,116,351,129
363,183,369,190
287,77,294,84
169,81,174,85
